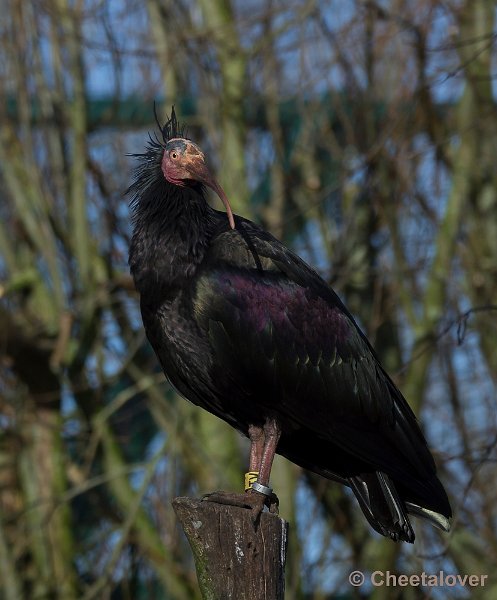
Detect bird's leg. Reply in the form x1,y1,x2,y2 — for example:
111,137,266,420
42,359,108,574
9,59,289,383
202,423,266,512
247,418,281,515
202,420,281,521
248,424,264,471
258,418,281,486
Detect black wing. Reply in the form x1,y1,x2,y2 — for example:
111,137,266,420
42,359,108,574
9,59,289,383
192,218,450,525
195,222,425,469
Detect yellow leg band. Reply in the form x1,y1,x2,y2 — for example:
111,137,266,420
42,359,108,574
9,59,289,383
245,471,259,491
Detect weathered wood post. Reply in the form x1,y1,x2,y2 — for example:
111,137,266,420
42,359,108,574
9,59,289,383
173,497,288,599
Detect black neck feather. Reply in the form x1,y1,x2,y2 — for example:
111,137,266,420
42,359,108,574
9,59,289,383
128,142,216,298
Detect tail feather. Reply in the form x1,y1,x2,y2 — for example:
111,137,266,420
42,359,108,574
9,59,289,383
349,472,415,543
405,502,451,532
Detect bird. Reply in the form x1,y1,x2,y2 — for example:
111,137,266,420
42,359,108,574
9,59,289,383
128,107,451,543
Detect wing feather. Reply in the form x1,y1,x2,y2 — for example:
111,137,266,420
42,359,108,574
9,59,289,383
193,220,437,485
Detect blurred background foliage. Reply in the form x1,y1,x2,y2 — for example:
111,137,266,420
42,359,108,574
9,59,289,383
1,0,497,598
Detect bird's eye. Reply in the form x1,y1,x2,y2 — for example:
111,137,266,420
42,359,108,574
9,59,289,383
171,152,178,159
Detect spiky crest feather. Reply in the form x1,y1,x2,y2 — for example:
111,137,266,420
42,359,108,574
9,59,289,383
127,106,189,220
154,104,187,144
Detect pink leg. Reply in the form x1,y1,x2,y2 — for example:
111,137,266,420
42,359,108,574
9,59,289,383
256,419,281,486
202,419,281,519
248,424,264,472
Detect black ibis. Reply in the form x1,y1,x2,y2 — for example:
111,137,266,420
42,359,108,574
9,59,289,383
128,108,451,542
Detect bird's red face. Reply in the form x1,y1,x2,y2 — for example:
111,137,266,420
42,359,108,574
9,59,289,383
161,138,235,229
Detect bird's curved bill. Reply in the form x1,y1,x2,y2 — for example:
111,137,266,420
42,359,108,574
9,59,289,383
206,178,236,230
189,159,235,229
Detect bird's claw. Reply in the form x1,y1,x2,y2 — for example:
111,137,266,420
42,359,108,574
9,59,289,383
202,491,256,510
267,491,279,514
201,489,279,523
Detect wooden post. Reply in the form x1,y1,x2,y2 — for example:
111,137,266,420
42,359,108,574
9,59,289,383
172,497,288,600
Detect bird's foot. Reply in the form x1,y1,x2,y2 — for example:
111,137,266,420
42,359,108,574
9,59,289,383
202,489,279,523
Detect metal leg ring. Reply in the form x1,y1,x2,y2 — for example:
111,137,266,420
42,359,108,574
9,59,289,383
251,482,273,497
